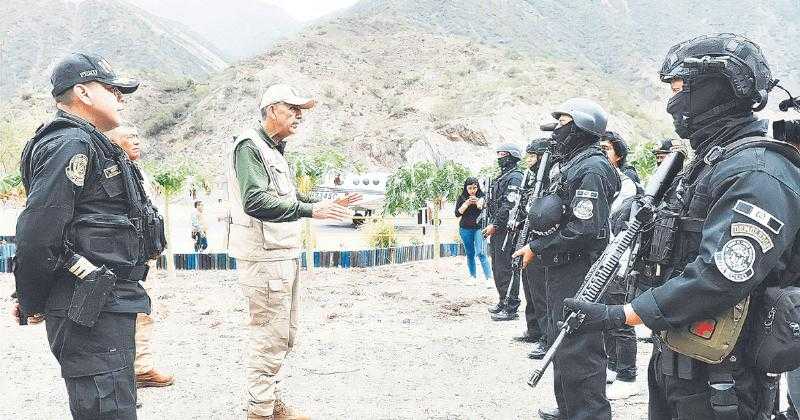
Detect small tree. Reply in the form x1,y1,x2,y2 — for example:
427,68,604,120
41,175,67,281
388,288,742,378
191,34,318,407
0,171,25,205
286,148,352,270
151,164,190,277
384,160,470,258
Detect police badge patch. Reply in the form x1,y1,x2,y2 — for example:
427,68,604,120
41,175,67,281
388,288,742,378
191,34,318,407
714,237,756,282
66,154,88,186
573,199,594,220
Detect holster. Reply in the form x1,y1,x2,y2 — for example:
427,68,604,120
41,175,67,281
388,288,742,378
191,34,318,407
67,267,118,328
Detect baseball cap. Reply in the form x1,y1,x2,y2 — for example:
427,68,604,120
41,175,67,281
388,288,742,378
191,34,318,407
259,84,315,110
50,52,139,97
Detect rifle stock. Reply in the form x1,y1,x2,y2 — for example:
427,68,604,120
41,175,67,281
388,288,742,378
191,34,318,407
528,151,685,388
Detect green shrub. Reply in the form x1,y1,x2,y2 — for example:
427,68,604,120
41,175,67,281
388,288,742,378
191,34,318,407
362,218,398,249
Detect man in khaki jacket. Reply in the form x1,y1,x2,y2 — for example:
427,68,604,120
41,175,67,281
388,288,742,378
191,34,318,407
227,84,359,420
105,125,175,390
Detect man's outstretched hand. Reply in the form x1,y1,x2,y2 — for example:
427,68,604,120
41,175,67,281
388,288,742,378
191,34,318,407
562,298,626,332
312,200,352,221
334,192,363,207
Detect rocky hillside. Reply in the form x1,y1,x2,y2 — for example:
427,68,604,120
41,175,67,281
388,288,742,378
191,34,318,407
0,0,228,99
125,0,301,59
144,0,800,175
2,0,799,180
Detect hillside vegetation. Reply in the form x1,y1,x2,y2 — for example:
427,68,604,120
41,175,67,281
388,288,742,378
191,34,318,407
2,0,799,181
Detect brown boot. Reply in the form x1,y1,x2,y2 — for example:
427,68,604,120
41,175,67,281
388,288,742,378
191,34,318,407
136,369,175,388
272,400,310,420
246,414,273,420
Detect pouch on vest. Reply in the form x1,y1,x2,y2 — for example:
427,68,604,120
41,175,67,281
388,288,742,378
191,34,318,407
748,286,800,373
660,297,750,364
70,214,139,267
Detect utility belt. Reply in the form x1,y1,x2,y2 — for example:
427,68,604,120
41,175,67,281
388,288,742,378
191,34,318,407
111,264,149,282
653,334,780,420
537,250,587,267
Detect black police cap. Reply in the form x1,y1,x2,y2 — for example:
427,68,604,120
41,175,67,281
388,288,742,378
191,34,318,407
50,52,139,97
653,138,676,155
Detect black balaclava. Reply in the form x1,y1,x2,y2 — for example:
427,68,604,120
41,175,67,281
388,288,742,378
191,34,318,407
498,155,519,171
666,76,747,148
552,122,596,160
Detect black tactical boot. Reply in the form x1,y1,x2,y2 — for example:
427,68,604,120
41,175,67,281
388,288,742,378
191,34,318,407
513,331,539,343
527,340,549,359
487,303,505,314
491,308,519,321
538,407,562,420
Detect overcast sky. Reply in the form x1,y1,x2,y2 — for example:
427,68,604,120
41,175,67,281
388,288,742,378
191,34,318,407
262,0,360,22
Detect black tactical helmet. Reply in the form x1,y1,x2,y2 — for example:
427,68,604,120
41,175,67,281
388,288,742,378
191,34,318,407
495,143,523,159
528,193,563,234
552,98,608,137
659,33,774,111
526,138,550,155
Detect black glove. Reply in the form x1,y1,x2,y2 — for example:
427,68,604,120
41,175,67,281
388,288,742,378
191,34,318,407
562,298,626,332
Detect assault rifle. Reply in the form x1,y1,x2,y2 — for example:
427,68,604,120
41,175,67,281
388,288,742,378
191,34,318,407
499,123,559,309
501,168,534,251
478,176,494,231
499,141,555,309
528,150,685,388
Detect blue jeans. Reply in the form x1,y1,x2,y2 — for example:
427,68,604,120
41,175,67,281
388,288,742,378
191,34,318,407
459,227,492,279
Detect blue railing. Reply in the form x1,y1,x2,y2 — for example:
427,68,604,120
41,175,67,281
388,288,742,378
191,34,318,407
0,238,464,272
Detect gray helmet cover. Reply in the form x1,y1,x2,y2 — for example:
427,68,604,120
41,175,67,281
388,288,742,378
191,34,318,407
552,98,608,137
495,143,523,159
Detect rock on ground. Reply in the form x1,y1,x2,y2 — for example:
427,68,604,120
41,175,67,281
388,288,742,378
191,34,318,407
0,258,650,419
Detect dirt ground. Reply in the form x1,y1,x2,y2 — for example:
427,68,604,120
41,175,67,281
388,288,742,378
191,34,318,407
0,257,652,420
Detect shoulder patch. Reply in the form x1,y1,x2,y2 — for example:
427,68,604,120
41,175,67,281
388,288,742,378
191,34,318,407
573,199,594,220
66,154,88,186
575,189,599,199
733,200,784,234
731,222,773,253
714,237,756,282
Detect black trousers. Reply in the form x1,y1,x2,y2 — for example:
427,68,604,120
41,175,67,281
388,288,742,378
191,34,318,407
45,312,138,420
603,289,637,380
490,229,520,309
647,339,772,420
545,256,611,420
522,263,547,340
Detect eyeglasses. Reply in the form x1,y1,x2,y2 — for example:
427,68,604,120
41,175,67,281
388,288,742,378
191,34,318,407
100,83,123,101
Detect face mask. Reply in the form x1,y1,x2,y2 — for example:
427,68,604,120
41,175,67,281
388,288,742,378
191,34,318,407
553,123,572,144
497,155,516,169
666,89,692,139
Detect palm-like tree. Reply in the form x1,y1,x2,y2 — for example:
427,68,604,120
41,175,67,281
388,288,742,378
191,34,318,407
286,148,352,270
384,161,469,258
151,165,190,277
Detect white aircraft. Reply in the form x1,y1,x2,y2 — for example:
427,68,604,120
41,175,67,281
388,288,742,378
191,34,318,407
310,172,390,226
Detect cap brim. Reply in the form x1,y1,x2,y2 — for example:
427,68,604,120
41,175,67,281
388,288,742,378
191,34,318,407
284,96,315,109
105,77,139,94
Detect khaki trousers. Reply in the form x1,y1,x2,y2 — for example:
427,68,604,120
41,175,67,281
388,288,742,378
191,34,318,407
134,265,156,375
239,259,301,416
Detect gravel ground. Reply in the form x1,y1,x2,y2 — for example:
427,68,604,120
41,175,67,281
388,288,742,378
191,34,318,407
0,257,651,419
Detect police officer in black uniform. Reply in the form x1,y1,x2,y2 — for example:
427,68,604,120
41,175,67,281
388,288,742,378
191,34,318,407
482,144,524,319
514,98,619,420
13,52,165,419
563,34,800,419
511,138,551,359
